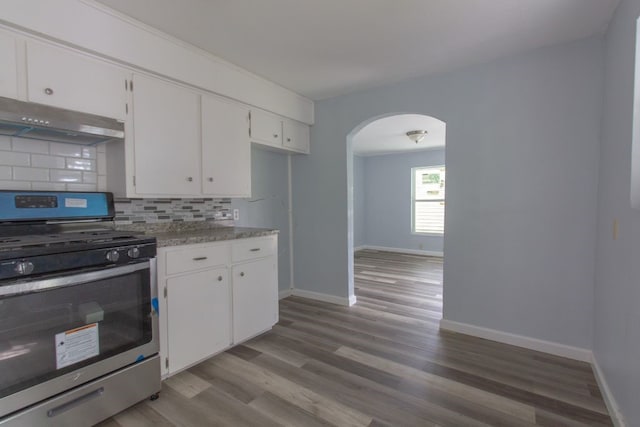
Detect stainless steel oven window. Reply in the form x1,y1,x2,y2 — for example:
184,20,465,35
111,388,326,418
0,262,153,400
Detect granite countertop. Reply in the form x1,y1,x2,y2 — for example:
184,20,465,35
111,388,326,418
116,221,278,248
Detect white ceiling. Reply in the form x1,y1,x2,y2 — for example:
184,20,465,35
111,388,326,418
95,0,619,101
352,114,446,156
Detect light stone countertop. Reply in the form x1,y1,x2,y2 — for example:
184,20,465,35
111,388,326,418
116,221,278,248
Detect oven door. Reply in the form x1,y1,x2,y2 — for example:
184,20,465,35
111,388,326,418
0,259,158,419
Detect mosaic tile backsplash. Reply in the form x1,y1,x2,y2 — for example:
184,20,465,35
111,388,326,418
114,198,234,225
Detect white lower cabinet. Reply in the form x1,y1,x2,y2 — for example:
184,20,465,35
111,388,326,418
158,235,278,377
232,257,278,343
166,267,230,375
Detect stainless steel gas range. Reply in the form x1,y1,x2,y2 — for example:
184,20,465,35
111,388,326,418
0,191,160,426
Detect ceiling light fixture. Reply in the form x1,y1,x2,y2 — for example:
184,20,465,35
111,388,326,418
406,130,427,144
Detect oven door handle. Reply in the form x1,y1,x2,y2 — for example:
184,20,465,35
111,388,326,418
0,262,150,297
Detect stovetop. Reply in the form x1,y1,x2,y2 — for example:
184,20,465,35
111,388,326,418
0,221,154,257
0,224,157,281
0,229,143,251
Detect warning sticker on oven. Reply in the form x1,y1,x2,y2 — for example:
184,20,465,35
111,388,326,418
55,323,99,369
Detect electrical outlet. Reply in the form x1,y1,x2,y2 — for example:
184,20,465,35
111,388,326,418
233,209,239,221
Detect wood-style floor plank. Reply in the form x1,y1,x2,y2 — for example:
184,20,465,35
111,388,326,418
99,249,613,426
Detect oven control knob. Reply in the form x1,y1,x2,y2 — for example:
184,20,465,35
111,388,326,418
106,250,120,262
128,247,140,259
14,261,34,275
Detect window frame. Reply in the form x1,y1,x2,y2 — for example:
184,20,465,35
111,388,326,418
411,165,445,236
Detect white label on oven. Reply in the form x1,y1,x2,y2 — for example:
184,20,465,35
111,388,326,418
64,198,88,208
55,323,99,369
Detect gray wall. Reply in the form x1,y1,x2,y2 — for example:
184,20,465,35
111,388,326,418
232,146,291,292
292,36,603,348
358,149,445,253
353,155,366,248
594,0,640,424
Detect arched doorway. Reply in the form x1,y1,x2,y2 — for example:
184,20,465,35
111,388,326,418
346,113,446,315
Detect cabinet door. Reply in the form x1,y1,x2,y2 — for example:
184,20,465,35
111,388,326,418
250,109,282,148
202,95,251,197
132,74,201,196
167,267,230,374
26,41,127,119
0,31,18,99
283,119,310,154
232,257,278,343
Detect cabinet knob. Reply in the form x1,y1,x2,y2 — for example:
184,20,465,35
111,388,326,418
273,134,279,138
287,138,291,142
44,87,54,95
208,177,214,182
186,176,193,182
217,276,223,281
240,272,245,277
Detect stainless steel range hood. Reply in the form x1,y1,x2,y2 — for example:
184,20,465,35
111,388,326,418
0,96,124,145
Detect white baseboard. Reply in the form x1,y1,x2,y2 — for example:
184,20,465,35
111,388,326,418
592,355,627,426
278,289,293,300
290,289,353,306
439,319,592,362
356,245,443,257
348,294,357,306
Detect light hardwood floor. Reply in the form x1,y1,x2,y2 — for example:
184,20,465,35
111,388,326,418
99,249,613,426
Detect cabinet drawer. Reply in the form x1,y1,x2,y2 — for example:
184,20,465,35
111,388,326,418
231,237,276,263
165,244,229,275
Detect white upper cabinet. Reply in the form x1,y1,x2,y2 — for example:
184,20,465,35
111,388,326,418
0,31,18,99
25,41,127,119
283,118,310,154
131,73,201,196
201,95,251,197
250,108,310,154
250,108,282,148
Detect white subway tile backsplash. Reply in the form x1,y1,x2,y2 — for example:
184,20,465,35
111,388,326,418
83,172,97,184
82,147,96,159
12,138,49,154
66,183,96,191
13,167,49,182
0,151,30,166
32,154,66,169
0,140,104,192
66,158,95,171
0,166,11,180
50,169,82,183
0,136,11,151
50,142,82,158
97,152,106,174
32,182,66,191
0,180,31,190
97,175,107,191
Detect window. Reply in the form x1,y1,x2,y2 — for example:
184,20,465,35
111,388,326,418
412,166,445,234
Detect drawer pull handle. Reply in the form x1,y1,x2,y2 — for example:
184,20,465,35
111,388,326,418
192,256,208,261
240,272,245,277
47,387,104,418
217,276,223,281
250,248,261,252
